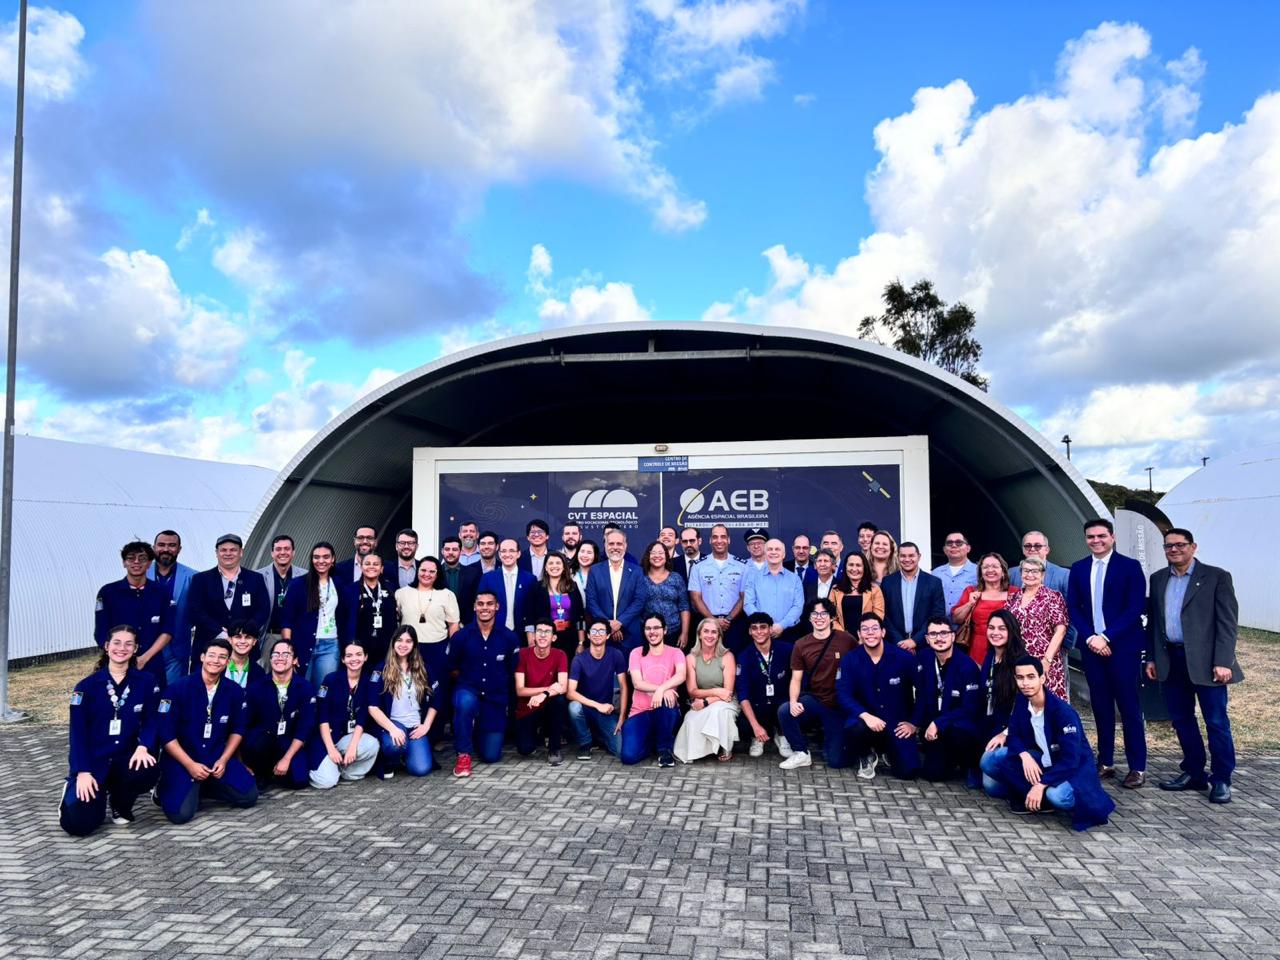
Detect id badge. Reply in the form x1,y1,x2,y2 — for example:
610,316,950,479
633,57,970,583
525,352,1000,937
765,683,775,699
373,614,383,630
108,718,122,736
277,719,288,736
241,592,252,607
202,722,213,739
346,719,356,734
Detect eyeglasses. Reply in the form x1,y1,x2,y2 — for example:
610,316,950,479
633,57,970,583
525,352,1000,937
944,539,967,547
1163,542,1193,551
809,610,831,619
1021,542,1046,550
270,651,293,659
588,627,609,636
925,630,953,639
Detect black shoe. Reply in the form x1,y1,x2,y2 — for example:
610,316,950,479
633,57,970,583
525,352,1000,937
658,751,675,768
549,750,563,767
109,802,135,825
1159,772,1208,792
1209,782,1232,804
576,746,592,761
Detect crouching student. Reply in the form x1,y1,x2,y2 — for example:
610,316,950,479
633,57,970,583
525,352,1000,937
367,627,438,779
736,612,793,758
60,626,162,836
310,642,379,788
837,613,921,780
778,598,856,771
515,619,570,765
241,637,316,790
914,617,983,782
567,618,628,760
621,615,686,767
984,656,1116,830
450,590,522,777
156,638,258,824
978,610,1027,789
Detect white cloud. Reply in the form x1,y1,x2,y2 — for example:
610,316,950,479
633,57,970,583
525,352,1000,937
34,402,247,463
0,6,87,102
793,92,816,107
705,21,1280,483
212,227,282,298
176,208,215,251
540,282,652,327
527,243,553,296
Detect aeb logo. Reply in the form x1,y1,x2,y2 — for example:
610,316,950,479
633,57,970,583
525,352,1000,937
677,476,769,525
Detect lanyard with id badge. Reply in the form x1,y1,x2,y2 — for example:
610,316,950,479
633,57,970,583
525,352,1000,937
346,690,357,734
275,681,289,736
204,682,218,739
758,650,775,699
364,583,385,631
106,679,131,737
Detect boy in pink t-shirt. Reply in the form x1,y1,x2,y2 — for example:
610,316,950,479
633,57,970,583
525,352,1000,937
621,615,687,767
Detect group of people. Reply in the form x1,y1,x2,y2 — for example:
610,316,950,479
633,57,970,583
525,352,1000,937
64,514,1242,836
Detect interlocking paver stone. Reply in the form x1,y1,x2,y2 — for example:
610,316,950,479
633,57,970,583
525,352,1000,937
3,725,1280,959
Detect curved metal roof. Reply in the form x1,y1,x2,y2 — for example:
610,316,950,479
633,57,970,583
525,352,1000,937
1159,442,1280,631
246,322,1106,569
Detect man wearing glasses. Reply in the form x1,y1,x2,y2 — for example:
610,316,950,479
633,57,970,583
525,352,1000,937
931,531,978,620
670,527,701,584
1067,518,1148,788
1145,529,1241,804
777,598,856,771
913,617,983,783
1009,531,1076,657
567,618,629,759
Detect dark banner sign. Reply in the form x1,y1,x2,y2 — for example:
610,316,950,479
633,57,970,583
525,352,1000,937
438,463,901,544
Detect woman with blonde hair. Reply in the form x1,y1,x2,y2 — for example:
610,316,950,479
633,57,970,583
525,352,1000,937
367,626,438,778
868,530,899,585
674,618,739,763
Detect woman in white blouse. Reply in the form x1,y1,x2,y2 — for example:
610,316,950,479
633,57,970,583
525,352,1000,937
395,556,459,723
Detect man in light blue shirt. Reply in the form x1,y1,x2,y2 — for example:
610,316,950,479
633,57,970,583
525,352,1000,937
930,531,978,618
744,539,804,640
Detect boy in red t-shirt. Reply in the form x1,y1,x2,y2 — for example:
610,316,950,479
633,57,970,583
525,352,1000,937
515,619,570,765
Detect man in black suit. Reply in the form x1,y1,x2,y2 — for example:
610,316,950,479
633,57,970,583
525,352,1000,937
389,528,422,590
802,549,838,605
784,534,818,589
334,526,382,585
670,527,702,584
188,534,272,666
1145,528,1242,804
440,536,482,625
880,542,946,654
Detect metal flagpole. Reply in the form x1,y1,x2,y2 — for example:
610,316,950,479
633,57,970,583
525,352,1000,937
0,0,29,722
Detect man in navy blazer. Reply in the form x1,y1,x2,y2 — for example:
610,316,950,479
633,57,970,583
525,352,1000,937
332,525,396,590
1068,517,1148,788
478,539,538,637
586,528,648,652
880,543,946,653
188,534,272,664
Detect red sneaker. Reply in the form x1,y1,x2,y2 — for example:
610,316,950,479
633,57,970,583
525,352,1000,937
453,753,472,778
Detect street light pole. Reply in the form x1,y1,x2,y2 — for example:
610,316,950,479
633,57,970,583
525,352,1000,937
1061,434,1072,461
1144,466,1154,493
0,0,28,722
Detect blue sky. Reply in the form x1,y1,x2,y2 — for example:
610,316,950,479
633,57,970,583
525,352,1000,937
1,1,1278,489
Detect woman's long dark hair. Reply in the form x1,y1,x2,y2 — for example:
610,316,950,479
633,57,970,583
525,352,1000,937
987,609,1027,714
307,541,337,612
573,540,600,574
834,551,873,594
95,624,140,671
640,614,666,656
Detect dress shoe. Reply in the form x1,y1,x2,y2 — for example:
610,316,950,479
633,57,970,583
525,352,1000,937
1159,772,1208,792
1121,770,1145,789
1209,782,1232,804
1097,762,1116,779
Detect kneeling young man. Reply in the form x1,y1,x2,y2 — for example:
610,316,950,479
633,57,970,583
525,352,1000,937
777,598,856,770
156,638,258,824
984,656,1116,831
242,637,316,789
837,613,921,780
738,612,793,758
913,617,983,783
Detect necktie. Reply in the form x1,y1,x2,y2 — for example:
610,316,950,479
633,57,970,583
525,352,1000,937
1092,560,1107,633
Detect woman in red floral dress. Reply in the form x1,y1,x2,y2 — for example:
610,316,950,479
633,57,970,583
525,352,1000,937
1006,556,1069,698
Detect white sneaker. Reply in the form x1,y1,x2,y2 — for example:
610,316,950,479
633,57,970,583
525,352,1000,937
749,739,764,758
775,735,793,758
857,755,877,780
779,751,812,770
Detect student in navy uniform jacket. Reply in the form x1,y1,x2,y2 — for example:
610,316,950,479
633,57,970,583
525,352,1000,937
448,590,524,776
241,637,316,790
95,541,175,685
60,625,163,836
309,642,381,788
913,616,984,782
188,534,271,665
342,554,398,669
366,627,439,778
155,638,258,824
837,612,921,780
986,656,1116,831
736,612,793,757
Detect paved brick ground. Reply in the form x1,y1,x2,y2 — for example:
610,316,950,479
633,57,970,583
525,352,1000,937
2,725,1279,959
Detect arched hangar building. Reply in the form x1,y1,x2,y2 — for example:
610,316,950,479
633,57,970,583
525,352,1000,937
246,323,1106,568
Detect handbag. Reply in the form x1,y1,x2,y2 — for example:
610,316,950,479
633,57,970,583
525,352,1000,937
955,611,974,650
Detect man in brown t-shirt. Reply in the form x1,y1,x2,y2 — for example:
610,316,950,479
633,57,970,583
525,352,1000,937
777,597,856,770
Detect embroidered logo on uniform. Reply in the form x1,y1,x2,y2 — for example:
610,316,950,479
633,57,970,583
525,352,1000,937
133,704,144,712
965,683,980,691
889,677,901,685
70,691,83,706
950,690,960,697
496,654,505,661
1062,724,1078,734
371,671,381,683
219,715,229,723
158,699,172,713
318,686,328,698
150,615,161,624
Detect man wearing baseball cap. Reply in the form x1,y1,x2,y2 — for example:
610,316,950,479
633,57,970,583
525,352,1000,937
187,534,272,668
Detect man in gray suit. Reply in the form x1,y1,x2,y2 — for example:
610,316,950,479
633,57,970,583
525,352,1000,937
257,534,308,666
1145,527,1242,804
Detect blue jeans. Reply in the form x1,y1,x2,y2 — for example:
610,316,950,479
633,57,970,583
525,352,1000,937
620,707,679,764
379,720,435,776
775,695,850,768
982,746,1076,810
1163,644,1235,786
568,700,621,756
308,638,339,689
452,687,506,763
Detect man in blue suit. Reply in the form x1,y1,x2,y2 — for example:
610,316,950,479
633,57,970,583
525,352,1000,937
188,534,272,665
880,542,946,654
149,529,196,682
478,539,537,638
1068,517,1148,788
586,528,648,652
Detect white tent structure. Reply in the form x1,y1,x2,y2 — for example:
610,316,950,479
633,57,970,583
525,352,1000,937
1158,443,1280,632
4,435,276,660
